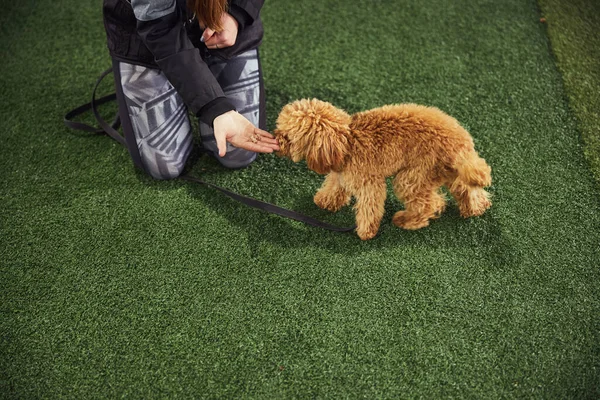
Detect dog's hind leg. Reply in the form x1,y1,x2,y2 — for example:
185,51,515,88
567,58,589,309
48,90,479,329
314,172,351,212
392,173,446,230
448,180,491,218
449,153,492,218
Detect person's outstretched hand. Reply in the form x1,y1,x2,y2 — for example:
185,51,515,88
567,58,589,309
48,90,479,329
202,13,239,50
213,110,279,157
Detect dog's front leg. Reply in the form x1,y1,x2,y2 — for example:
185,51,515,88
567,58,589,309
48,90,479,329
349,177,387,240
314,172,351,212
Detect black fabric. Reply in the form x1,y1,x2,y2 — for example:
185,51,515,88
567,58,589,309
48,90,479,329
103,0,156,67
154,47,231,116
230,0,263,22
134,8,193,61
228,4,252,29
135,8,233,118
206,18,263,61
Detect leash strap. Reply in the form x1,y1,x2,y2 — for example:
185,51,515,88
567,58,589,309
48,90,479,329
64,68,357,233
180,175,355,232
64,67,125,146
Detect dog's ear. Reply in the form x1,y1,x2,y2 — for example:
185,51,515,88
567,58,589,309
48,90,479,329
304,100,352,175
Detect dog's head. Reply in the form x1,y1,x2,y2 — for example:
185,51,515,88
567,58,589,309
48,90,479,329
274,99,352,175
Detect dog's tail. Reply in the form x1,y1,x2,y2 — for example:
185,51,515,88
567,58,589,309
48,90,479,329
450,151,492,217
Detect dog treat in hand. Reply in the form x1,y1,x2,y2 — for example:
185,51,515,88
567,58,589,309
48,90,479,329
274,99,492,240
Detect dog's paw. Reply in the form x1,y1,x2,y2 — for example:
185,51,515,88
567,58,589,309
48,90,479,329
356,224,379,240
314,191,348,212
459,191,492,218
392,211,430,230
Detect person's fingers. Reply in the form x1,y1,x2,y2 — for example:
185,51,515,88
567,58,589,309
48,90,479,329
204,36,220,46
253,128,279,144
204,28,236,48
228,131,278,153
205,37,224,49
246,138,279,152
215,131,228,157
201,28,215,43
244,142,276,154
255,128,279,146
254,128,275,139
204,30,224,47
259,135,279,146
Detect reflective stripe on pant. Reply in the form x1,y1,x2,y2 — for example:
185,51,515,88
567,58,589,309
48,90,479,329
114,48,264,179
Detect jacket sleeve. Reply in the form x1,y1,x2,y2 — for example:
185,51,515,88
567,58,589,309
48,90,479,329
228,0,264,29
131,0,235,126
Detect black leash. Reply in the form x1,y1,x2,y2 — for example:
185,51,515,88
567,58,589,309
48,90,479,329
64,68,124,145
179,174,354,231
64,67,356,233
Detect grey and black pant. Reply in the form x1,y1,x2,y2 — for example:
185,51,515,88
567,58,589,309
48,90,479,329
113,49,265,180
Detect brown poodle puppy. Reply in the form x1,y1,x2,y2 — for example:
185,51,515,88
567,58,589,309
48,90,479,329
274,99,492,240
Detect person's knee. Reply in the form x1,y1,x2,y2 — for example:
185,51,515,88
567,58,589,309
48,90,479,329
142,157,187,180
217,149,257,169
146,165,185,180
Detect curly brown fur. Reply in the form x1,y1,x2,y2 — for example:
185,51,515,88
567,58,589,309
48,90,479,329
274,99,492,240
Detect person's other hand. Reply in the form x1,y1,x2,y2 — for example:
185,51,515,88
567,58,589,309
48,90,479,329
202,13,239,50
213,111,279,157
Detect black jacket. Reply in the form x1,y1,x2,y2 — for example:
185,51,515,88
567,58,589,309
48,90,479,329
103,0,264,126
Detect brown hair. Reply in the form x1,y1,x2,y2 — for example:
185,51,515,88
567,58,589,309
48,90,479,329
187,0,228,32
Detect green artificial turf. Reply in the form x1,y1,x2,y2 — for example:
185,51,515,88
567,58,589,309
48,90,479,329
537,0,600,184
1,0,599,398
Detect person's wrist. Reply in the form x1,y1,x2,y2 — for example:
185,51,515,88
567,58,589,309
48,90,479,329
214,110,237,124
197,98,236,127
